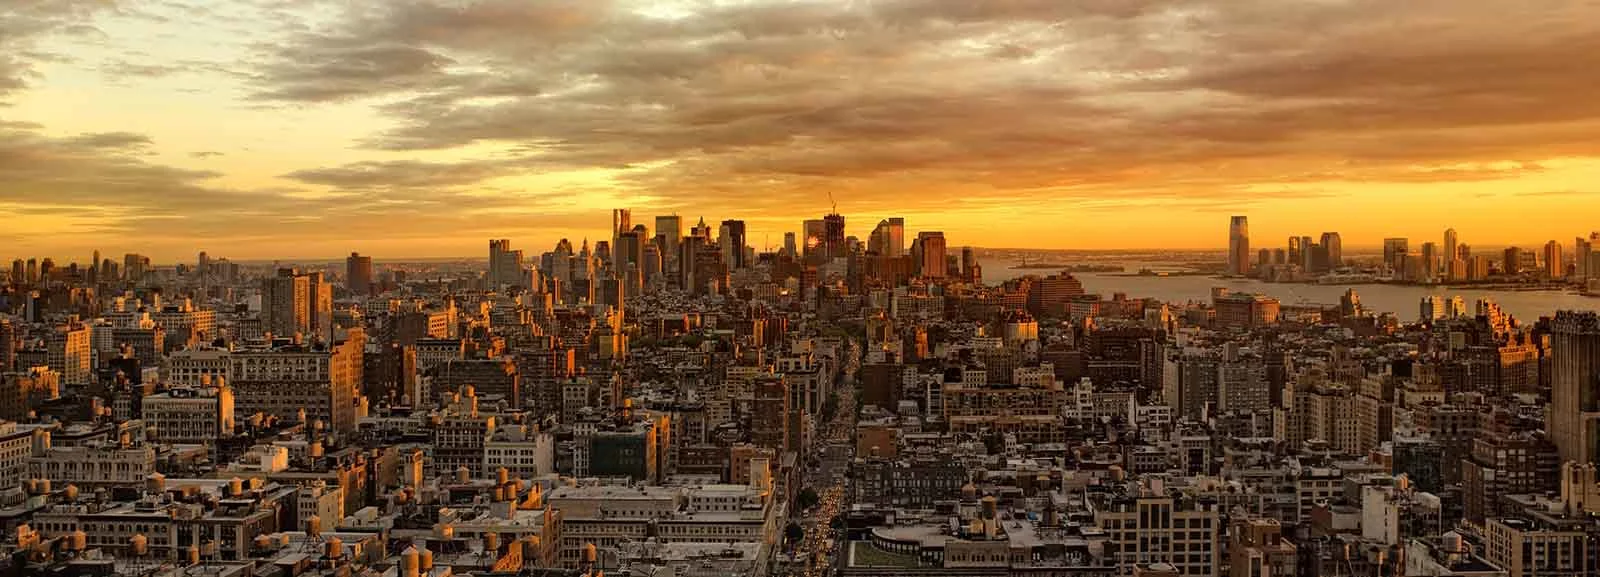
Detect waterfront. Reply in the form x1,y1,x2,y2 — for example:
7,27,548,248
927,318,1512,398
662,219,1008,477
983,261,1600,322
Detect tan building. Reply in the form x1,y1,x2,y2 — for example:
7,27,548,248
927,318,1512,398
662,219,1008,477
143,385,235,448
46,323,91,386
229,329,365,436
1229,518,1297,577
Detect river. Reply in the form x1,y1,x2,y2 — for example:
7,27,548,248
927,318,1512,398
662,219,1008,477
981,261,1600,322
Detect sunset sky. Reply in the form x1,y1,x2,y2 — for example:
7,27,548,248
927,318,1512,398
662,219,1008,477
4,0,1599,262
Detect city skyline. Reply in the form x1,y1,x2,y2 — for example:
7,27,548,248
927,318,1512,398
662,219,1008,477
5,1,1600,259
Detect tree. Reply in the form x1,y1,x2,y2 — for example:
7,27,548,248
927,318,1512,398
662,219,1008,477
821,392,841,423
785,521,805,543
797,487,820,510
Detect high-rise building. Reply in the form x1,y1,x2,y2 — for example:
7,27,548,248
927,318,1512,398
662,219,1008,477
719,220,747,269
488,239,525,289
782,232,797,258
1287,236,1302,267
1383,238,1410,276
8,260,21,285
123,253,149,283
230,330,366,436
655,215,681,270
611,208,632,266
1504,246,1524,275
1419,296,1445,323
0,316,14,373
868,218,906,257
346,252,374,296
1228,216,1250,276
1444,228,1459,273
1545,240,1565,279
916,231,947,278
823,213,847,259
1550,311,1600,465
1578,236,1594,281
802,219,826,261
262,268,333,342
1320,232,1342,270
1421,242,1440,280
47,323,92,387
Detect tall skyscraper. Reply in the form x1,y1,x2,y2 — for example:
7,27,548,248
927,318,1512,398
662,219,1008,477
917,231,947,278
611,208,632,267
1421,242,1440,280
488,239,525,289
867,218,905,257
1320,232,1342,270
655,215,682,270
9,260,22,285
719,220,747,269
1545,240,1566,279
263,268,333,342
1444,229,1458,271
823,213,847,259
1551,311,1600,465
1287,237,1303,268
1383,238,1410,276
1578,236,1593,281
1504,246,1524,275
783,232,797,258
346,252,374,296
802,219,825,261
1227,216,1250,276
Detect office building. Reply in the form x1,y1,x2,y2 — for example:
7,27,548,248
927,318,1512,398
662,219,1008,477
655,214,682,269
262,268,333,342
719,219,747,269
229,329,366,436
1504,246,1525,275
1545,240,1565,279
869,218,906,257
917,231,947,278
143,385,236,448
345,252,373,296
823,213,846,259
1551,311,1600,465
1320,232,1342,270
1229,216,1250,276
47,323,92,386
0,316,13,372
488,239,526,290
1381,238,1409,276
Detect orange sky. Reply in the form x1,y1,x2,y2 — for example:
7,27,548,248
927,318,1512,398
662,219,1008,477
4,0,1600,262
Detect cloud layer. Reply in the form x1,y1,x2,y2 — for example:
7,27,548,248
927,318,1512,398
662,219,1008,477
4,0,1600,258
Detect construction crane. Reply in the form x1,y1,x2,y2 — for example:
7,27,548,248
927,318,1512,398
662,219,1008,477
827,191,837,215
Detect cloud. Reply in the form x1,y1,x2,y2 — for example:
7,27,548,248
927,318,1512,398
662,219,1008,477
239,0,1600,220
0,0,122,99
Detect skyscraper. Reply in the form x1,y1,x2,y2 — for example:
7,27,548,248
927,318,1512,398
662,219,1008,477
719,220,747,269
783,232,797,258
0,316,14,373
917,231,947,278
655,215,682,271
1320,232,1342,270
1578,236,1593,281
802,219,825,261
346,252,374,296
1551,311,1600,465
1444,229,1458,272
868,218,906,257
1383,238,1409,276
1228,216,1250,276
263,268,333,342
1545,240,1565,279
823,213,847,259
488,239,525,289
